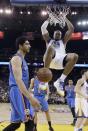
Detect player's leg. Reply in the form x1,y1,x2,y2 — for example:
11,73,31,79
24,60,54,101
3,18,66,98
84,118,88,126
3,123,21,131
71,107,77,125
56,52,78,81
82,118,88,126
74,98,88,131
66,98,76,125
70,98,77,125
34,112,37,131
45,110,54,131
80,99,88,127
54,53,78,96
44,43,55,68
41,98,54,131
62,53,78,77
74,98,82,131
74,118,83,131
24,98,35,131
3,88,22,131
33,96,42,131
25,119,34,131
3,87,34,131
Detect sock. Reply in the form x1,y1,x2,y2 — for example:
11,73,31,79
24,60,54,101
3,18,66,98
48,121,52,128
3,123,21,131
74,127,78,131
59,74,67,82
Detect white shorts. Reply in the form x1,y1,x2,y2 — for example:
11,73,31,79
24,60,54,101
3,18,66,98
75,98,88,118
49,53,67,70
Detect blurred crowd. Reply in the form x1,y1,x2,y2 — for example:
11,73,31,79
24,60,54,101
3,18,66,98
0,78,65,104
0,66,85,105
0,79,9,102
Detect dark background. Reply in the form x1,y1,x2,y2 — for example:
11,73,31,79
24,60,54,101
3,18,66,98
0,0,88,82
0,0,88,102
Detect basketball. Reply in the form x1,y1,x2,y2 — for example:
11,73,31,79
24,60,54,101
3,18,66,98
37,68,53,82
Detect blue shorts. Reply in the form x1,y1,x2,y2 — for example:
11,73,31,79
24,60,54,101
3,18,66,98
35,96,48,112
66,98,75,108
10,86,34,122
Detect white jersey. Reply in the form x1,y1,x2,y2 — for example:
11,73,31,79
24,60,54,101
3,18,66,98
76,81,88,98
47,39,66,55
75,80,88,118
44,39,67,69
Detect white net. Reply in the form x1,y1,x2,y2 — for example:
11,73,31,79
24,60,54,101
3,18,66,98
47,5,70,28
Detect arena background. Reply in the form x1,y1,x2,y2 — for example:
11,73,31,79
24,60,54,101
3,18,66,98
0,0,88,131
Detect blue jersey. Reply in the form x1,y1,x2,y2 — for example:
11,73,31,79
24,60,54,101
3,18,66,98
9,53,29,89
8,53,34,122
33,78,49,111
33,78,48,97
65,85,75,99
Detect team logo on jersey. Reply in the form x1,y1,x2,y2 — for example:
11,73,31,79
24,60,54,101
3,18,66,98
53,40,60,47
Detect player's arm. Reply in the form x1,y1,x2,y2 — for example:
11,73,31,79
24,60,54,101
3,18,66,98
44,43,55,68
47,83,50,96
41,19,51,44
75,79,88,99
29,78,34,92
11,56,40,108
63,18,74,46
45,83,50,101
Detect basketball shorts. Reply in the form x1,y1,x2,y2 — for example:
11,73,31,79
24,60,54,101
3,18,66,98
49,53,67,70
35,96,48,112
75,97,88,118
66,98,75,108
10,86,35,122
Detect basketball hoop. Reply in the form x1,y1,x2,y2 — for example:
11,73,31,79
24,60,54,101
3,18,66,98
47,5,70,28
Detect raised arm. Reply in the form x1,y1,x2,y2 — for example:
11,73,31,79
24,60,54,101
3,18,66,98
41,19,51,44
11,56,40,108
63,18,74,45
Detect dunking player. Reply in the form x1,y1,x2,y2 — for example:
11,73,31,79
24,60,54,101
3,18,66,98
3,36,40,131
74,70,88,131
41,13,78,96
30,72,54,131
